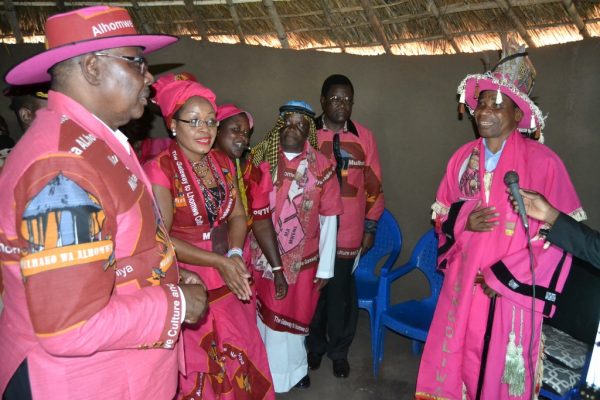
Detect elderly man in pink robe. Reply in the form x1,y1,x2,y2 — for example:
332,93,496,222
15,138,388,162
416,39,586,399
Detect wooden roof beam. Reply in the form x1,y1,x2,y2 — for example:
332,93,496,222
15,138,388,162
427,0,461,53
226,0,246,44
4,0,23,44
262,0,289,49
494,0,536,48
358,0,392,54
561,0,591,39
319,0,346,53
184,0,209,41
131,0,152,33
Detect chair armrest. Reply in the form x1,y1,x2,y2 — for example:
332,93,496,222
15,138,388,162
381,261,417,283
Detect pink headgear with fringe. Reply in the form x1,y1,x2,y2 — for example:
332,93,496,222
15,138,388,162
216,103,254,129
457,35,544,140
152,72,217,128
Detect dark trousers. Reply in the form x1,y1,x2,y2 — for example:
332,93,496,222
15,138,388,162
306,257,358,361
3,359,32,400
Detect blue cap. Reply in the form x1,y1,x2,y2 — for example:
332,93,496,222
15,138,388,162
279,100,315,118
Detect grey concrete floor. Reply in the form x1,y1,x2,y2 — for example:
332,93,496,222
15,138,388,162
277,311,421,400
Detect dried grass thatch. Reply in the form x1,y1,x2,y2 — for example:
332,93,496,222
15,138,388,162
1,0,599,55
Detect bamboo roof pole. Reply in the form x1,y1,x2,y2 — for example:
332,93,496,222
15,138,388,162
319,0,346,53
5,0,23,43
494,0,536,48
226,0,246,44
262,0,289,49
427,0,461,53
561,0,591,39
184,0,208,41
358,0,392,54
131,0,152,33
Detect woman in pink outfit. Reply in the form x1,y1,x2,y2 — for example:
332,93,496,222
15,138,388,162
144,73,275,400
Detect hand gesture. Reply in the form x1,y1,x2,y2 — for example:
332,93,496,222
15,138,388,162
217,255,252,301
467,202,499,232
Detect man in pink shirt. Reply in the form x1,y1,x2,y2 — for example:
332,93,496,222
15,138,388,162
307,74,385,378
0,6,207,399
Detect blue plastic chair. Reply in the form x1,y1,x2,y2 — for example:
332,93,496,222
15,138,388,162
354,209,402,360
372,228,442,376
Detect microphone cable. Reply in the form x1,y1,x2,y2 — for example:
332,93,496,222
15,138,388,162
524,223,536,400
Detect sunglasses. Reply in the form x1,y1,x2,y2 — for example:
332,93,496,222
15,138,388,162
94,52,148,75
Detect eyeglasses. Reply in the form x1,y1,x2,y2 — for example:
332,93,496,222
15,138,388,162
174,118,219,128
94,53,148,75
327,95,354,106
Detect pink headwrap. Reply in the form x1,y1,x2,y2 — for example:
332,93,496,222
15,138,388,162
152,72,217,128
216,103,254,129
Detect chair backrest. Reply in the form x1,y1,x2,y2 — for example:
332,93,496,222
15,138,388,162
410,229,443,301
355,209,402,280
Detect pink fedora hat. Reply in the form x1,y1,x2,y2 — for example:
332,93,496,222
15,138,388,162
5,5,178,85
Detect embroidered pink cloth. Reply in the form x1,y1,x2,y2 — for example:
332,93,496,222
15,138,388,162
252,143,342,334
416,132,584,400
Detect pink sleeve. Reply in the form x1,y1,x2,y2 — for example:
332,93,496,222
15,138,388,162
363,129,385,221
143,156,171,189
247,162,273,220
39,284,183,355
17,156,182,355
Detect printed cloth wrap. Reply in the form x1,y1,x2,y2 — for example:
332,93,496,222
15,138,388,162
144,144,275,400
251,141,342,335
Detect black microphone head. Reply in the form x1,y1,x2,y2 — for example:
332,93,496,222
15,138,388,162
504,171,519,186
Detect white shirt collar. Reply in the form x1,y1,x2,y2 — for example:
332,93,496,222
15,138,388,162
93,115,131,155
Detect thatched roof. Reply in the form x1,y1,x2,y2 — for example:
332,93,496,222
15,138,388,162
1,0,599,55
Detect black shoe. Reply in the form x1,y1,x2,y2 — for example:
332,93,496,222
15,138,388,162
307,352,322,370
333,359,350,378
294,375,311,389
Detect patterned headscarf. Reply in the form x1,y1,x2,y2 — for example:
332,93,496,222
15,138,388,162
152,72,217,128
251,100,318,176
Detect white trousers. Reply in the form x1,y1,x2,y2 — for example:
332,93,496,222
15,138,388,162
257,317,308,393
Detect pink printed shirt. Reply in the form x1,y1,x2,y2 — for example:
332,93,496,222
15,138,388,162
316,118,384,257
0,91,183,399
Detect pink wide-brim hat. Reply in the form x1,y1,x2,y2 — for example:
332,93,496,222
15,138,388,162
457,71,545,134
5,6,178,85
216,103,254,129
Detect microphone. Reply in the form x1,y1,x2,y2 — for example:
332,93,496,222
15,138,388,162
504,171,529,230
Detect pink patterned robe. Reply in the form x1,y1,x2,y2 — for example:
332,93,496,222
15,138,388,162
416,132,585,400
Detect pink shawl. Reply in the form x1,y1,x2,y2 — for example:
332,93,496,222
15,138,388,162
416,132,584,399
